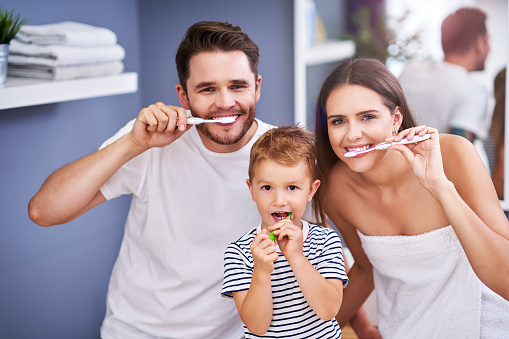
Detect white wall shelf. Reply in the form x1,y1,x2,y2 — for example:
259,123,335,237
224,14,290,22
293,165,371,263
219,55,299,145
0,72,138,110
294,0,355,128
305,39,356,66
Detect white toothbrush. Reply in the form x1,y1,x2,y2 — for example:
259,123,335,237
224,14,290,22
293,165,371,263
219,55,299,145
344,134,431,158
186,116,236,125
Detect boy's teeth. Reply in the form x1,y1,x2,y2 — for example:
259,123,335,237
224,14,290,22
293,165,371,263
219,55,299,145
272,212,290,219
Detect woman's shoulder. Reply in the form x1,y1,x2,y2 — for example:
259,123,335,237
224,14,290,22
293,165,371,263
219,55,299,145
439,133,479,164
439,133,488,181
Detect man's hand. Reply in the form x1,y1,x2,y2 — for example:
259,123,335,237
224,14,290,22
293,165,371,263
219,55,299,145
131,102,191,151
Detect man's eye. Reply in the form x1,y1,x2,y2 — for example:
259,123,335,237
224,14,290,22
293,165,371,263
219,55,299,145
200,87,214,92
261,185,271,191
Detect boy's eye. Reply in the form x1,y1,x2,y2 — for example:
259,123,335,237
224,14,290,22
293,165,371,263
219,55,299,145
287,185,298,191
261,185,272,191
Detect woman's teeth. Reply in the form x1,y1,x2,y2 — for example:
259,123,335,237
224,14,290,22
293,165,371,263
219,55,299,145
347,145,371,152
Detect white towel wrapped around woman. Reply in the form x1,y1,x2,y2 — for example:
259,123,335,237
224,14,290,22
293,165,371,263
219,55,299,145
357,225,509,338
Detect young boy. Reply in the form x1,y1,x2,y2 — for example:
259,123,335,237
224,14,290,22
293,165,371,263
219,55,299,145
221,126,349,338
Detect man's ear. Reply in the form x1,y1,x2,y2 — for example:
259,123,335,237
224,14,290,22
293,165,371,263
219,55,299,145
176,84,190,110
246,179,255,202
307,179,321,202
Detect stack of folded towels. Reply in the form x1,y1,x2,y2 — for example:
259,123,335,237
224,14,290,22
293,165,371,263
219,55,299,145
8,21,125,80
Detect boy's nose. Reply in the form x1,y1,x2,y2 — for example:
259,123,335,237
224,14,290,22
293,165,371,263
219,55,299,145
274,190,287,206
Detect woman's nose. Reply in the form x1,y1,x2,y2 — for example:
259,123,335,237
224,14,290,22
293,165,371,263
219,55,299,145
346,123,362,141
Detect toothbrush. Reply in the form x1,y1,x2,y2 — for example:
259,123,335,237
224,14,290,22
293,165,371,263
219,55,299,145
269,213,291,241
186,116,235,125
344,134,431,158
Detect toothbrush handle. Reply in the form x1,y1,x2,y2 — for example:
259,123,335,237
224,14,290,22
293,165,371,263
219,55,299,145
393,134,431,145
186,117,204,125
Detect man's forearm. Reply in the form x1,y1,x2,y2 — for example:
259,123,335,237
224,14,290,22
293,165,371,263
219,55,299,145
28,133,143,226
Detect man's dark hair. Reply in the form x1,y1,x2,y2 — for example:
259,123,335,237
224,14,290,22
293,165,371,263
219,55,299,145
175,21,260,93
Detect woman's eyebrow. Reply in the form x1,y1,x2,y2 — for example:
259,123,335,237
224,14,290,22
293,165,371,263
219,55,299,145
327,109,380,120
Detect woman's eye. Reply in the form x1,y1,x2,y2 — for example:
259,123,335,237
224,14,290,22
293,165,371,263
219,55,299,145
331,118,345,125
362,114,375,121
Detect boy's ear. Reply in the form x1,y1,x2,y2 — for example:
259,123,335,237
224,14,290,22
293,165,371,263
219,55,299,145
246,179,255,202
307,179,321,202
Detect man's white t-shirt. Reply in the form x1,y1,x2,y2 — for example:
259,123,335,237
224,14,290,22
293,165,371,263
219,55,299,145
399,60,489,139
99,119,272,339
399,60,490,170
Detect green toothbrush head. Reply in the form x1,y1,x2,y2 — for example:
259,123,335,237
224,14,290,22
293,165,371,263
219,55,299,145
269,212,291,241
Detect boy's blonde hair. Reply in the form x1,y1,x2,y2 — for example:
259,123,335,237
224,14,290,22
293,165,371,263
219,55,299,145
248,125,316,180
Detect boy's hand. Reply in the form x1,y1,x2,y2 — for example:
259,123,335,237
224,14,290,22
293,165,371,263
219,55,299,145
251,229,278,275
269,220,303,261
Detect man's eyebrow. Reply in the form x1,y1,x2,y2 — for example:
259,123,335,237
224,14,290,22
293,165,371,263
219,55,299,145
194,81,215,90
231,79,249,85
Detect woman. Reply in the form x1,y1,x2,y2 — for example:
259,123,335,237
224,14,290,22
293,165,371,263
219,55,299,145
313,58,509,338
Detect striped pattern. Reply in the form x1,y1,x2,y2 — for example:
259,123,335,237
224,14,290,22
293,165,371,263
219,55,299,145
222,222,348,338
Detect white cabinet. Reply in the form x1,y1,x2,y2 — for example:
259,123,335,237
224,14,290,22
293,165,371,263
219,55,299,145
294,0,355,128
0,72,138,110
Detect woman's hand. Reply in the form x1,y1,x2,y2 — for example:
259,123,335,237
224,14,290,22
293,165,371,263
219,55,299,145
387,126,449,194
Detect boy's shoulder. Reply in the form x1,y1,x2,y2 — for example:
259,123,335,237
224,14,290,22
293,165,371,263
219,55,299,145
228,226,258,249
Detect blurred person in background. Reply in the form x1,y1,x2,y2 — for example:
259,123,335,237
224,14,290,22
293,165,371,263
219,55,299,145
490,67,505,199
399,7,491,169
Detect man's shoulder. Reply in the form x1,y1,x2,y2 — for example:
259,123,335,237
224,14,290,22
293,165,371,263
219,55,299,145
254,119,276,136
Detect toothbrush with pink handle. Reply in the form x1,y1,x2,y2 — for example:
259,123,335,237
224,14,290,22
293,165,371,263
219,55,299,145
344,134,431,158
269,213,291,241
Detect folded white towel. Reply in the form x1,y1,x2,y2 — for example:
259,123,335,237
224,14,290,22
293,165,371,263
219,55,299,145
16,21,117,46
9,39,125,66
7,61,124,80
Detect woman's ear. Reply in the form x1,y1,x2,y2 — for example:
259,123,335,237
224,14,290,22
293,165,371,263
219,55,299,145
393,106,403,131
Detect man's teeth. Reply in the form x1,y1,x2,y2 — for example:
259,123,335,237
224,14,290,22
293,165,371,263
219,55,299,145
212,115,238,120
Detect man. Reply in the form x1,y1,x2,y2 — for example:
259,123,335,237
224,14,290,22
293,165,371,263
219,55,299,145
28,21,272,338
399,7,490,165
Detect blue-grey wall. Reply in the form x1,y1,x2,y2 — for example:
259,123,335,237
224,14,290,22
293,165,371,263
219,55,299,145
0,0,293,337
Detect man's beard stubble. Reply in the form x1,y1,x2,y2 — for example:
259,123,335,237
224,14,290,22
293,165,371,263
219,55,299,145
192,106,256,145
